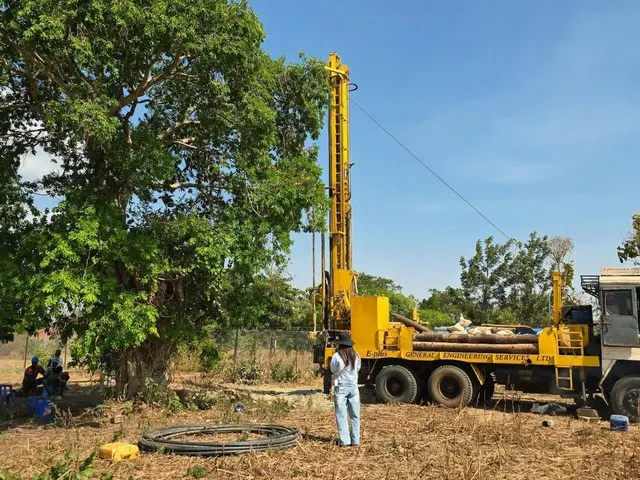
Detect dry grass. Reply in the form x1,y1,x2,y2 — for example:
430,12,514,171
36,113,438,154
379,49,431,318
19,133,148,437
4,346,640,480
2,380,640,480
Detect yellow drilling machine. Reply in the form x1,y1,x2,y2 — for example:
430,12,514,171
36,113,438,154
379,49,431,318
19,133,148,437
313,53,640,421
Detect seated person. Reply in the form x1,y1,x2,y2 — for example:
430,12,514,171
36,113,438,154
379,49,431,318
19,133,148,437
22,356,45,396
43,365,68,397
47,349,63,369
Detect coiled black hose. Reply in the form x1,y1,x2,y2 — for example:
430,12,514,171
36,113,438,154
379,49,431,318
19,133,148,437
138,424,300,456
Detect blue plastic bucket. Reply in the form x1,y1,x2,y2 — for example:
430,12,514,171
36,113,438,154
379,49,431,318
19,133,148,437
610,414,629,432
27,398,55,422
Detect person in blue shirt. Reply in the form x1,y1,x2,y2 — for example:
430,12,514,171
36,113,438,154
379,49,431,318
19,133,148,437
329,334,361,447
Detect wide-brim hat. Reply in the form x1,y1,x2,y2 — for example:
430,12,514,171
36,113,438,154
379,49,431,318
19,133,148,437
336,333,354,347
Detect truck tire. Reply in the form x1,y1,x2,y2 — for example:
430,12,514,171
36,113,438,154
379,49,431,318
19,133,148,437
610,376,640,422
428,365,475,408
375,365,419,404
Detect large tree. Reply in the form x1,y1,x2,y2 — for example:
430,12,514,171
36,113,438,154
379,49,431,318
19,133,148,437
0,0,329,395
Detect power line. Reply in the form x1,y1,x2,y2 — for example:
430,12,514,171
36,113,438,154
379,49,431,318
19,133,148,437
350,98,512,242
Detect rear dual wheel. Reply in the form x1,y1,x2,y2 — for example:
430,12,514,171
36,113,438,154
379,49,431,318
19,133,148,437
375,365,420,404
427,365,476,408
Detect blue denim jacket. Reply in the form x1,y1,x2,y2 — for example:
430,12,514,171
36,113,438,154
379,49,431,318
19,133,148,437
330,351,361,387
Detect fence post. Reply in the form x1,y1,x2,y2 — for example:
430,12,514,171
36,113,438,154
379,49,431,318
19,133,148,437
23,335,29,369
252,332,257,363
233,329,239,364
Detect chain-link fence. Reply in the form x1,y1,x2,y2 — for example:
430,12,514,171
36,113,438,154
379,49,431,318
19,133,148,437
1,330,319,384
209,330,317,381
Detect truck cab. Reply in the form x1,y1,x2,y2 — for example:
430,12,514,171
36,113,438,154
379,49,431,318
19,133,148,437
582,267,640,418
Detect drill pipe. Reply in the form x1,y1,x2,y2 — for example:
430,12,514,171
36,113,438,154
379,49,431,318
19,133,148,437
412,341,538,354
412,332,539,345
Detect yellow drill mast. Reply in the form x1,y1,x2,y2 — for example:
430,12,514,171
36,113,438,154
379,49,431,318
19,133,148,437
326,53,356,331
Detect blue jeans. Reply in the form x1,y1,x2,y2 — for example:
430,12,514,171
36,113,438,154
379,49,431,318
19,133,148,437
334,384,360,446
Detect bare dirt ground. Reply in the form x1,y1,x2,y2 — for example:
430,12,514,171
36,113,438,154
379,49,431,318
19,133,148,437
2,375,640,480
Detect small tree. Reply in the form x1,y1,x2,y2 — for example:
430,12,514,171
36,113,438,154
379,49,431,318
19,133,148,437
548,236,575,301
618,213,640,264
506,232,552,327
459,237,514,324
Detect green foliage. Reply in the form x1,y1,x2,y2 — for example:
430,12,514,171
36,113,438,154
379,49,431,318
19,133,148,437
186,466,208,479
29,340,58,364
356,273,417,316
0,0,329,394
0,450,96,480
459,236,515,323
181,391,219,411
225,360,265,384
618,213,640,264
504,232,552,327
419,288,465,319
139,379,182,412
198,342,222,372
226,266,314,330
417,308,454,327
270,361,296,382
457,232,558,327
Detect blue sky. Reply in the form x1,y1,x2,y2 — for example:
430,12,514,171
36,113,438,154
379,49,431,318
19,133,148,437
21,1,640,299
248,0,640,297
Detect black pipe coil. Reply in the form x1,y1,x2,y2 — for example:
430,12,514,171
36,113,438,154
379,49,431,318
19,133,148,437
138,424,300,456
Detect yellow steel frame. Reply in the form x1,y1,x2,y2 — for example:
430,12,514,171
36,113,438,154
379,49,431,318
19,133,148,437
321,52,601,393
326,53,356,330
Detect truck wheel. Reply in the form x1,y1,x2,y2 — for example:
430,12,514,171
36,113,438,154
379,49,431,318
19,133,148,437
610,376,640,422
428,365,475,408
375,365,419,404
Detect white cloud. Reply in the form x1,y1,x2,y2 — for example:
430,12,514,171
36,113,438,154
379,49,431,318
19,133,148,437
19,148,60,182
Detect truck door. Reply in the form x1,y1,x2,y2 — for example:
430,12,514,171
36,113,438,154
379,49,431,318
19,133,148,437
601,288,639,347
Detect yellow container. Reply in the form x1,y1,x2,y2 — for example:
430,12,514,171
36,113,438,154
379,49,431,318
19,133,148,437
98,442,139,462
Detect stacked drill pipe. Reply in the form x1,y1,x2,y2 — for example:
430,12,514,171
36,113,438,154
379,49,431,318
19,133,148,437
412,331,539,354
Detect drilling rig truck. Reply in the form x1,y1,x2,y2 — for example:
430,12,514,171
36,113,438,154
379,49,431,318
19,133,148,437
313,53,640,421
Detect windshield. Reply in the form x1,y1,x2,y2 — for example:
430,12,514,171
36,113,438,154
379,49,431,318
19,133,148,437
603,289,634,316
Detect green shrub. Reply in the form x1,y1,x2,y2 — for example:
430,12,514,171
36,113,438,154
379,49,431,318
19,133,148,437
199,343,222,372
139,378,182,412
186,465,207,479
225,360,264,384
270,361,296,382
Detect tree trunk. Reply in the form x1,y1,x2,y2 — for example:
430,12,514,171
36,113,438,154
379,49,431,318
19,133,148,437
115,338,174,399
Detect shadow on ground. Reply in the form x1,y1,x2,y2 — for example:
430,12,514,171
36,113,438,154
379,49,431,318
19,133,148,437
0,384,105,432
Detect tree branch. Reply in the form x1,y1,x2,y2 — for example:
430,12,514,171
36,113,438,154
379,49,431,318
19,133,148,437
171,140,198,150
110,55,184,115
160,119,200,139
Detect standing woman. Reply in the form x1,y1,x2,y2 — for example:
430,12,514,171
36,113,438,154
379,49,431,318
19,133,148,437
330,334,361,447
